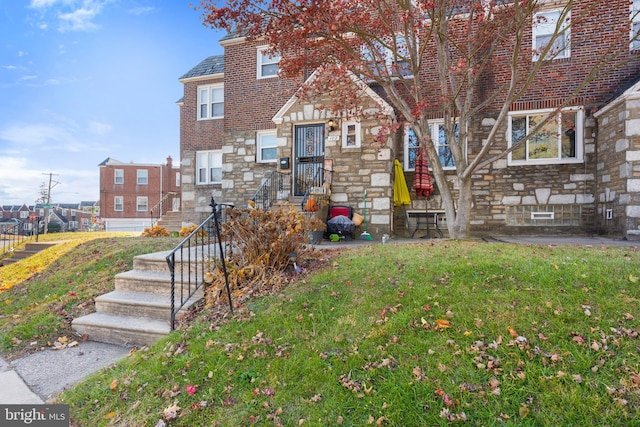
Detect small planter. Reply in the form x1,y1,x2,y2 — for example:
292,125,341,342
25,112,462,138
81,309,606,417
309,230,323,245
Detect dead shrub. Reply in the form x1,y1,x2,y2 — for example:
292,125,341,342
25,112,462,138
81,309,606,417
141,225,170,237
203,204,312,308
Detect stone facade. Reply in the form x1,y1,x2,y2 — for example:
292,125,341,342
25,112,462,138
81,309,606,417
178,1,640,239
594,83,640,239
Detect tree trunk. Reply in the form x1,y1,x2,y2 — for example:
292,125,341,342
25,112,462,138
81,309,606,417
441,176,472,240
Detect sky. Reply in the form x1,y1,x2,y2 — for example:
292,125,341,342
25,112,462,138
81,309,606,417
0,0,226,205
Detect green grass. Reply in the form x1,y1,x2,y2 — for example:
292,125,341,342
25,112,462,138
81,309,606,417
57,240,640,426
0,234,182,358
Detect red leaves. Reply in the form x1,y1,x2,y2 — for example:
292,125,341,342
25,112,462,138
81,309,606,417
435,388,454,407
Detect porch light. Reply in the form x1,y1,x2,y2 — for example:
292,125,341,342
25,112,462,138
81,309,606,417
327,119,336,132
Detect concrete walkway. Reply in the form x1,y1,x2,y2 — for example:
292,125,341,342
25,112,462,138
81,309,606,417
0,234,636,405
0,342,130,404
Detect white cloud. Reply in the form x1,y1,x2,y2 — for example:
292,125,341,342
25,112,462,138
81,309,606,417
88,121,112,135
58,7,100,32
28,0,108,33
128,6,155,16
0,123,71,146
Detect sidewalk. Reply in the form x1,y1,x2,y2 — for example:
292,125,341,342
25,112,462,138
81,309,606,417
0,342,130,404
1,234,637,405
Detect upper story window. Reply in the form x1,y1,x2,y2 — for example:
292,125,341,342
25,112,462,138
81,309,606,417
114,169,124,184
256,130,277,163
38,208,44,216
114,196,123,212
342,121,361,148
533,8,570,61
196,150,222,185
176,173,181,187
362,34,413,79
137,169,148,185
20,210,29,219
632,0,640,50
136,196,148,212
61,209,67,216
257,46,280,79
198,84,224,120
404,121,458,171
508,107,584,165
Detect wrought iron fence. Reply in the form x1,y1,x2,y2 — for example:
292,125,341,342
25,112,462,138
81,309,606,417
165,198,233,329
250,170,291,210
0,220,36,261
150,191,179,226
299,167,333,211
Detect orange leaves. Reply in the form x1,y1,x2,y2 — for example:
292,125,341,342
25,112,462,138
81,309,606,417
435,319,451,329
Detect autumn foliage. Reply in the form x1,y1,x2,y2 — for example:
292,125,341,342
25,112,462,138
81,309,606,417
203,204,314,308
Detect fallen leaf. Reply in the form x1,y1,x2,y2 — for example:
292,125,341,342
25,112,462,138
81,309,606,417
629,274,638,283
519,404,530,418
507,326,519,338
435,319,451,329
162,403,180,421
110,379,118,390
103,411,116,420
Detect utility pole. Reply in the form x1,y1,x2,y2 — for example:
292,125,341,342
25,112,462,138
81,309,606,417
42,172,59,234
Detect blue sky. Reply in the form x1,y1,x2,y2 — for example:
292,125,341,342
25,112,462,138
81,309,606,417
0,1,225,205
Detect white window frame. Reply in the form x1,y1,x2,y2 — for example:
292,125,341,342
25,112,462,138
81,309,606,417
256,130,278,163
196,150,223,185
114,196,123,212
38,209,44,216
61,209,67,216
403,121,459,171
137,169,148,185
532,8,571,61
632,0,640,50
20,210,29,219
257,46,280,79
68,220,79,230
507,107,584,166
176,173,181,187
114,169,124,184
362,34,413,79
197,84,224,120
342,121,361,148
136,196,148,212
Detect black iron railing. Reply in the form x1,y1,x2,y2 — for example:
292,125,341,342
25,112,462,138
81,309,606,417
250,171,291,210
1,221,35,261
300,167,333,211
150,192,179,226
165,198,233,329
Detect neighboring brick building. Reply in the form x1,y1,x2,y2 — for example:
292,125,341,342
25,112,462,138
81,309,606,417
98,156,180,232
178,1,640,240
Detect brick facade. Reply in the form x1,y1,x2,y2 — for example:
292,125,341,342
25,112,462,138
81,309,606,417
98,157,180,231
179,1,640,239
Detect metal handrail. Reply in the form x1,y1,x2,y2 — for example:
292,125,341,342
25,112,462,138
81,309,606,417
300,167,333,211
150,191,178,226
1,221,35,261
165,198,233,329
250,170,291,210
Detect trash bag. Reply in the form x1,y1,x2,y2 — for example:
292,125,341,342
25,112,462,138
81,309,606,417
326,215,355,239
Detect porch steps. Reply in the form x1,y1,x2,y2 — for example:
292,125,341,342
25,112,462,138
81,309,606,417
155,211,184,233
72,250,203,347
1,242,57,266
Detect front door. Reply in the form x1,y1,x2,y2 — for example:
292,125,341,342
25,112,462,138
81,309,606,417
294,124,325,196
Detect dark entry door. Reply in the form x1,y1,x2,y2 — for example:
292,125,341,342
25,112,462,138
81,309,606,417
294,124,325,196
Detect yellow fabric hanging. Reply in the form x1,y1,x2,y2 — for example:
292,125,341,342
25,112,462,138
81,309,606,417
393,159,411,207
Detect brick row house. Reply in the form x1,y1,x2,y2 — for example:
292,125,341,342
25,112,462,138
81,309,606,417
98,157,180,232
1,202,98,234
178,1,640,240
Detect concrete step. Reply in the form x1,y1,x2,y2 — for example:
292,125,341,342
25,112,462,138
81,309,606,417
71,312,171,347
1,242,57,265
95,289,203,321
132,251,172,272
114,270,174,294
